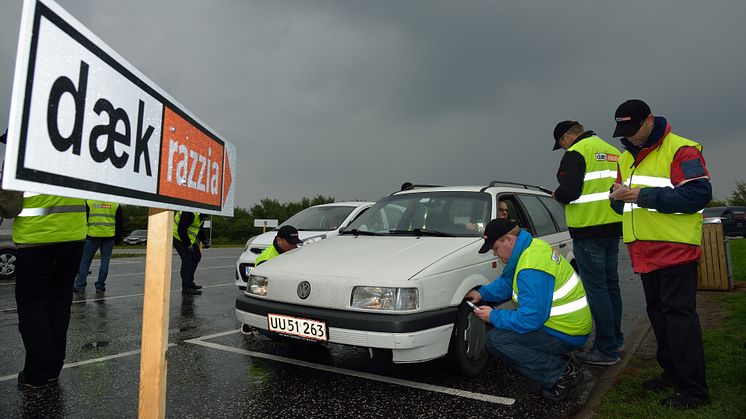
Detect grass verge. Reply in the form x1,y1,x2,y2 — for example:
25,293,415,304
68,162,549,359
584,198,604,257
594,238,746,418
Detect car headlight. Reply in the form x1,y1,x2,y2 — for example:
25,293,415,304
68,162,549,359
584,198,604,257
350,287,419,310
248,274,268,296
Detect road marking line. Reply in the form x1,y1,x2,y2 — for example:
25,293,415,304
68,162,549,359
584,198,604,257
0,344,176,383
0,283,235,312
185,335,515,406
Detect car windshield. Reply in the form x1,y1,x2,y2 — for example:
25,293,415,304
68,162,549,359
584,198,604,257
279,205,356,231
129,230,147,237
343,191,490,237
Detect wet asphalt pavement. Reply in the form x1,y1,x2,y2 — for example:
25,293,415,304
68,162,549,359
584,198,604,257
0,245,645,418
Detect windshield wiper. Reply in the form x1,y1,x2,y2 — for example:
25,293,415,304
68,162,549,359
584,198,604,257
389,228,453,237
340,228,381,236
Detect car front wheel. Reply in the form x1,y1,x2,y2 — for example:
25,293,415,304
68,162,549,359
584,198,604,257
448,301,490,376
0,248,17,280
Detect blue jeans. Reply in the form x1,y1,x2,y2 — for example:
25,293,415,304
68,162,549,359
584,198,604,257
573,237,623,357
74,237,114,290
485,328,580,389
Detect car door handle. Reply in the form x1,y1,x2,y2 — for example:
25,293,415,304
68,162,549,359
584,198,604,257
559,243,567,248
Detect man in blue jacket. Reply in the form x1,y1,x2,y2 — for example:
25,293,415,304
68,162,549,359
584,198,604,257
467,218,592,400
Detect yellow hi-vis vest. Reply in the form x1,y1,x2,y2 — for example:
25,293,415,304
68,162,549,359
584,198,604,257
566,136,623,228
255,244,280,266
512,239,591,336
13,194,86,244
173,211,202,246
86,200,119,238
618,133,703,246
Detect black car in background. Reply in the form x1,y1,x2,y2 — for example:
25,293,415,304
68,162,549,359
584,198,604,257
123,229,148,245
703,206,746,237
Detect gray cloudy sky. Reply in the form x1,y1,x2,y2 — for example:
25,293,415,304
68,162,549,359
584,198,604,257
2,0,745,209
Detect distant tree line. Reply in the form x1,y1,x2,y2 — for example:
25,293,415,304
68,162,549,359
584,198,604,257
122,195,335,244
707,180,746,207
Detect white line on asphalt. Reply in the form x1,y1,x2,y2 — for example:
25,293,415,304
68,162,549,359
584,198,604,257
185,334,515,406
0,283,235,312
0,343,177,383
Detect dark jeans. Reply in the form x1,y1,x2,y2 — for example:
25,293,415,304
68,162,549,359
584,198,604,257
173,239,201,288
74,237,115,290
485,327,580,389
15,241,84,383
573,237,623,357
641,262,709,399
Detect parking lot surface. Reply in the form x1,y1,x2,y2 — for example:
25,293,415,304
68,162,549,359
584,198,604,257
0,246,644,418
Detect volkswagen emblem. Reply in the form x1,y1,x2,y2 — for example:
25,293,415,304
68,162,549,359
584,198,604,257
297,281,311,299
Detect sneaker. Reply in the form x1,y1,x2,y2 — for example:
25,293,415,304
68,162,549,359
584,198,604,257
541,360,583,401
618,344,625,353
660,393,710,410
182,288,202,295
576,347,619,366
192,284,203,290
643,377,674,392
17,371,49,389
95,287,105,293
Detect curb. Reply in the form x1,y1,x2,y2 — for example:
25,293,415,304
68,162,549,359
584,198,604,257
571,315,653,419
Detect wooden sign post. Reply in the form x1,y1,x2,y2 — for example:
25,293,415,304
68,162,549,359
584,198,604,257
3,1,237,417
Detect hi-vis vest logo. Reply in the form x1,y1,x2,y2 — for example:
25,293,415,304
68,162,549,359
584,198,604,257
3,0,235,216
595,153,619,163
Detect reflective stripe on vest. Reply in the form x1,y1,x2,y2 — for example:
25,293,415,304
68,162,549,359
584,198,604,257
511,238,592,336
86,200,119,238
565,136,622,228
12,194,87,244
618,133,703,245
173,211,202,246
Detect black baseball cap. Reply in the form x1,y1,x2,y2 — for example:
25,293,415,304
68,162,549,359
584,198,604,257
552,120,579,150
478,218,517,254
277,225,302,245
613,99,651,137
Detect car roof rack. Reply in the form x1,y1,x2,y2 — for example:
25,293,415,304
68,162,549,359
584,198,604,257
480,180,552,194
391,182,443,195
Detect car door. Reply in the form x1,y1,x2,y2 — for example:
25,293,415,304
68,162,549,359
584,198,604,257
515,194,573,259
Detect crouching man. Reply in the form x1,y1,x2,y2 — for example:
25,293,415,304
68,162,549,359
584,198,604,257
467,218,591,400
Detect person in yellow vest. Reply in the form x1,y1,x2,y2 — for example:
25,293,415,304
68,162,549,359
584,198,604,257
467,218,591,401
73,200,122,294
173,211,209,295
552,120,624,366
254,225,302,267
11,193,87,389
609,99,711,409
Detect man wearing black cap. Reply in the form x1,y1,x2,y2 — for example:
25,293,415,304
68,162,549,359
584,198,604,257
254,225,302,267
610,99,711,409
552,120,624,366
467,218,592,400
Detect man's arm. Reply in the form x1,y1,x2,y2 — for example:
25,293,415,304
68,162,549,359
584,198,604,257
637,146,712,213
114,206,124,243
553,151,585,204
486,269,554,333
474,273,513,303
178,212,195,244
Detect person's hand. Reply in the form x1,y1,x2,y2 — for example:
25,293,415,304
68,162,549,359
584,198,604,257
466,289,482,304
610,183,641,203
202,241,211,249
473,305,492,322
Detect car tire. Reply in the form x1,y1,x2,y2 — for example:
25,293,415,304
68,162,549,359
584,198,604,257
0,248,17,280
448,301,490,376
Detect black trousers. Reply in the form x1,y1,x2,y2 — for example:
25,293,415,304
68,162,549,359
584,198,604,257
15,241,84,383
173,239,201,288
641,262,709,399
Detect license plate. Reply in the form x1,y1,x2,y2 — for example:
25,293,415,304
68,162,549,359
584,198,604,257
245,265,252,276
267,313,327,342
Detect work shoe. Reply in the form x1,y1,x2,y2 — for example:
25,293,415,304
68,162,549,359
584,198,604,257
660,393,710,410
182,288,202,295
576,347,619,366
17,371,49,389
541,359,583,401
192,284,203,290
95,287,105,293
643,377,674,392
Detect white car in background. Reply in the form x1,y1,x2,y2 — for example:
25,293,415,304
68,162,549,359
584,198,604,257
235,201,374,289
235,182,575,376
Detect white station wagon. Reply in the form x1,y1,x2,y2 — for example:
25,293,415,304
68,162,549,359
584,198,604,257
235,182,574,375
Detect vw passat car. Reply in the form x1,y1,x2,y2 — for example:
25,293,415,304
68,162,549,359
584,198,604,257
235,182,574,375
235,201,374,289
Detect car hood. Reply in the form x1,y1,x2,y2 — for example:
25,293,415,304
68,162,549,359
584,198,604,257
256,235,483,282
250,229,333,247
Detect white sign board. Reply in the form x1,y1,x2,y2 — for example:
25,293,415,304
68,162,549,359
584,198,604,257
254,219,279,228
2,0,236,216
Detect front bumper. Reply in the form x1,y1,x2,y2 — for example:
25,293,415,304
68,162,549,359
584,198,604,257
235,293,458,363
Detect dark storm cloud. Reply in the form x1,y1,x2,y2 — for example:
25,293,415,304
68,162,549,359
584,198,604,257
1,0,745,208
